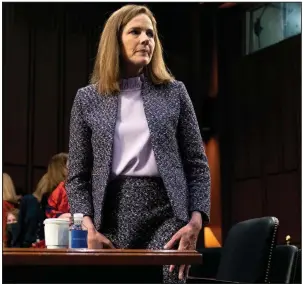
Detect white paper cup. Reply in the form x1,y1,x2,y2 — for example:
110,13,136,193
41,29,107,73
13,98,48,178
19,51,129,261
44,218,69,249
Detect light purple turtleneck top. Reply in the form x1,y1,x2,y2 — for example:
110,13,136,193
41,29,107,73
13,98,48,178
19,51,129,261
111,76,159,177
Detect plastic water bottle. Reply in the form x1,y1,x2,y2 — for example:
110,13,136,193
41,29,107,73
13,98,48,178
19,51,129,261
69,213,88,248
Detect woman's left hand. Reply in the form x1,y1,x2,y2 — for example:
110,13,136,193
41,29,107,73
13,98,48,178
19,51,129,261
164,221,202,280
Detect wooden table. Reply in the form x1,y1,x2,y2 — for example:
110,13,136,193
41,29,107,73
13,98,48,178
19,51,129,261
4,248,202,283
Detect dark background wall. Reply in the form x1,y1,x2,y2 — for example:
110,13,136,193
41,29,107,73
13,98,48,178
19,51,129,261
3,3,301,245
218,6,301,244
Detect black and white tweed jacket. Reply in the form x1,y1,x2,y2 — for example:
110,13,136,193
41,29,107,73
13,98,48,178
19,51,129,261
66,77,211,231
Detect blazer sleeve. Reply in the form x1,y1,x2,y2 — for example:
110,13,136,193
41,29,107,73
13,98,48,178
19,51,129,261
177,82,211,224
65,89,94,218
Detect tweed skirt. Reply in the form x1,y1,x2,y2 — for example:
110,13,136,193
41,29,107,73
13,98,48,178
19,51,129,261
101,176,187,283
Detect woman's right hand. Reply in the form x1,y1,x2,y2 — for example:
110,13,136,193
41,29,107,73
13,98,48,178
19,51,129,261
87,228,115,249
82,216,115,249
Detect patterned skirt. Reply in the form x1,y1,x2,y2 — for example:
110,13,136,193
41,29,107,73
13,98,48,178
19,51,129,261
101,176,187,283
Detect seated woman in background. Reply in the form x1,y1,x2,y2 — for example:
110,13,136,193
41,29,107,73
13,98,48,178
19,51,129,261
6,208,19,248
46,181,70,219
46,155,70,219
3,173,19,247
13,152,69,247
13,174,49,247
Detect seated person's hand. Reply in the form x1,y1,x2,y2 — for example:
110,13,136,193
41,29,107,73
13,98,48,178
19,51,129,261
87,228,115,249
58,213,72,225
58,213,71,218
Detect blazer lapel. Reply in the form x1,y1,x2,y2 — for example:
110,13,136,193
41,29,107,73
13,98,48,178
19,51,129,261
141,79,183,222
141,78,159,144
94,90,118,175
92,90,118,227
141,78,169,174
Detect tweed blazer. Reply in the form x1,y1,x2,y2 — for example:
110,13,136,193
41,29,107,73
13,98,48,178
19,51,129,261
66,76,211,231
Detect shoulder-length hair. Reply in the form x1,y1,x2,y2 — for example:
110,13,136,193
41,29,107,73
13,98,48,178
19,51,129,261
47,152,68,191
33,152,68,201
90,4,174,95
3,173,18,204
33,173,51,202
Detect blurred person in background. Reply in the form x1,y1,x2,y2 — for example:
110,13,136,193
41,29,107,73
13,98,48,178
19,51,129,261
46,154,70,219
13,152,69,247
3,173,19,247
7,208,19,224
6,208,19,248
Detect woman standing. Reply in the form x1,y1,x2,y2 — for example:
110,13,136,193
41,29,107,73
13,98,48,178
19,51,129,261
66,5,210,283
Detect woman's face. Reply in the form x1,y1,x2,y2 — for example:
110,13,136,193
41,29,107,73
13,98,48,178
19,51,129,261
7,213,16,224
120,13,155,75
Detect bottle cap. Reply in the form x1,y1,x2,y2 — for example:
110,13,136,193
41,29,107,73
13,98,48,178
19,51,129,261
73,213,84,220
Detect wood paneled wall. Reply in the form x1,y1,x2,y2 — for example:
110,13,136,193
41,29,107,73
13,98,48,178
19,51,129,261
231,36,301,244
218,6,301,244
3,3,90,194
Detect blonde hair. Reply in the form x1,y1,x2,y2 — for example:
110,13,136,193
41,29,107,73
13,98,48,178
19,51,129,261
33,152,68,201
3,173,18,203
47,152,68,190
33,174,51,202
90,4,174,94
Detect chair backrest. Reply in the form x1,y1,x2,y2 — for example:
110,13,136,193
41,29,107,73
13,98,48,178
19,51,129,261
216,216,279,283
293,249,301,283
270,245,298,283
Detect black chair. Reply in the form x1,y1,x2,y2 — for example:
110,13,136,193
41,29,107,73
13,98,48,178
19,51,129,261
189,247,222,279
269,245,298,283
188,216,279,283
190,245,300,284
293,249,301,283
